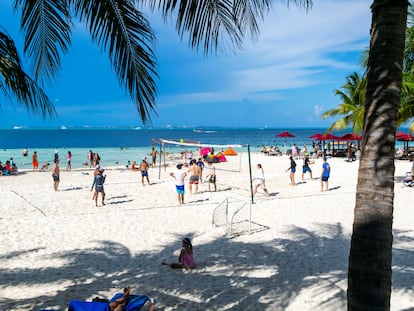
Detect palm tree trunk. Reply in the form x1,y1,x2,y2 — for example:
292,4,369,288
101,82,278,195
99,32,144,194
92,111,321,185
347,1,408,310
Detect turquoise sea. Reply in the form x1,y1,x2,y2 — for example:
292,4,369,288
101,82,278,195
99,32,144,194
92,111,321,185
0,127,411,170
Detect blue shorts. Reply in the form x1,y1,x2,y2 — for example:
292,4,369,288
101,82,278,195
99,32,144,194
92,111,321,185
141,171,148,177
322,176,329,181
176,185,185,194
302,167,312,173
291,167,296,173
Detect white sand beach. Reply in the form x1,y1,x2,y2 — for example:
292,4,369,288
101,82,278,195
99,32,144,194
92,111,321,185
0,152,413,310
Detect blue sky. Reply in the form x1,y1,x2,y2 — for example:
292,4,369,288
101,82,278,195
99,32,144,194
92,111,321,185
0,0,371,129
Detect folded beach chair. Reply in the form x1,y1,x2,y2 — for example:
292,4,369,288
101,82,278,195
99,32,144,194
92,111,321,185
68,294,150,311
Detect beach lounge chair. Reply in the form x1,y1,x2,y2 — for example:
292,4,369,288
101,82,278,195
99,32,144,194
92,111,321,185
68,294,151,311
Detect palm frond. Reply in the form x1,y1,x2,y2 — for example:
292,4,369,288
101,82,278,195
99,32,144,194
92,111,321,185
0,27,55,117
73,0,158,123
14,0,72,82
144,0,275,54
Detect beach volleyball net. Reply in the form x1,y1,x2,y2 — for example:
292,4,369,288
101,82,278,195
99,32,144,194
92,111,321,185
157,139,244,173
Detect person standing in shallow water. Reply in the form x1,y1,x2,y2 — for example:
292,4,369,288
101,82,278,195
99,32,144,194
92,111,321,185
67,151,72,170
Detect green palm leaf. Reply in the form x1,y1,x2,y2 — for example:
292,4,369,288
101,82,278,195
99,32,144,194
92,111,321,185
73,0,158,123
0,27,55,117
14,0,72,82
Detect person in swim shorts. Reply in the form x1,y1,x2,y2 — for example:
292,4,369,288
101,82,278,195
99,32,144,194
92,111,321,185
302,155,314,181
140,158,150,186
286,156,297,185
170,163,187,204
204,161,217,192
320,157,331,191
188,159,201,194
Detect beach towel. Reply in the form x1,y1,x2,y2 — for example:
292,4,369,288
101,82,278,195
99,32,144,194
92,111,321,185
68,300,110,311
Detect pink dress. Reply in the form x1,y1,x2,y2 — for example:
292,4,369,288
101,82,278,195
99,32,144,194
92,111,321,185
182,250,196,269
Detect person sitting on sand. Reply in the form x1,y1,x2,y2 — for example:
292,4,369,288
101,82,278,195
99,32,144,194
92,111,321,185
109,286,154,311
40,162,50,171
162,237,196,269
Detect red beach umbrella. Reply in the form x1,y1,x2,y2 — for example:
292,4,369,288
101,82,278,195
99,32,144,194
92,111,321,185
339,133,363,141
276,131,295,138
396,132,414,151
309,133,339,141
321,133,340,140
396,132,414,141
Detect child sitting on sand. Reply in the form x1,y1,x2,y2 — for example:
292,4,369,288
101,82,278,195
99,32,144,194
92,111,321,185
162,237,196,269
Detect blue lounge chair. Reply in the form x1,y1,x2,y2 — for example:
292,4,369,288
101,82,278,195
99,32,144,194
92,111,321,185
68,294,150,311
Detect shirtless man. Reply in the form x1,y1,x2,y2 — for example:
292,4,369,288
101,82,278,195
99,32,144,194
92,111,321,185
51,159,60,191
188,159,202,194
140,158,150,186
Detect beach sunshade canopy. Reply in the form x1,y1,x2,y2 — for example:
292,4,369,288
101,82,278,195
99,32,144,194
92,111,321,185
309,133,324,140
223,147,238,156
200,147,211,156
309,133,339,141
276,131,295,138
339,133,363,141
396,132,414,141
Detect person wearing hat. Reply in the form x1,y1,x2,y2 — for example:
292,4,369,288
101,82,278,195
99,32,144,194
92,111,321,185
91,167,106,206
139,157,150,186
170,163,187,204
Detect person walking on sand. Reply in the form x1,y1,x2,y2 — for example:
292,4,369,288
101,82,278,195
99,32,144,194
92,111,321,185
286,156,297,185
170,163,187,204
320,157,331,191
140,157,150,185
253,163,270,196
51,159,60,191
32,151,39,171
204,161,217,192
91,167,106,206
302,155,314,181
188,159,201,194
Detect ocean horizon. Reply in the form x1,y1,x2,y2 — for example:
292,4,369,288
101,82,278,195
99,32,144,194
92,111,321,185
1,127,411,170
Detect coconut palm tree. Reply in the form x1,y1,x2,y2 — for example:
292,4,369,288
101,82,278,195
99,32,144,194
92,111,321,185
322,71,366,133
325,2,414,134
1,0,312,123
347,1,409,311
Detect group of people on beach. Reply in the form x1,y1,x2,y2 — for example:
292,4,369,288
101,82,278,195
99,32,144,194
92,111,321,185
252,155,331,196
169,158,217,205
0,157,18,175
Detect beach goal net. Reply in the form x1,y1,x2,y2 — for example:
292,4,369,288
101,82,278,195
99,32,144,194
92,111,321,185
212,197,253,237
157,139,244,173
